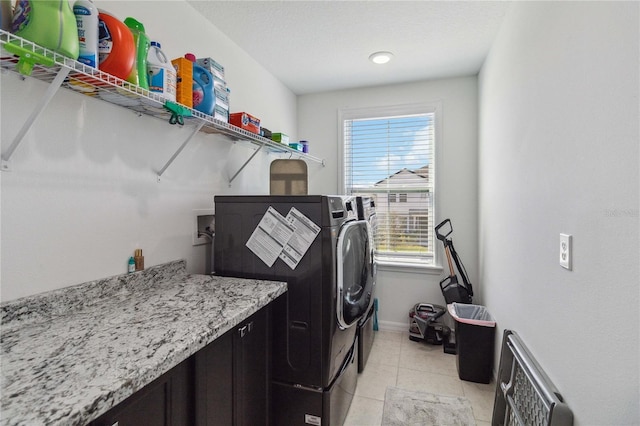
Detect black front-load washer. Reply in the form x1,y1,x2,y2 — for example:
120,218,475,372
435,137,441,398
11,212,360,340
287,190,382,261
214,195,373,426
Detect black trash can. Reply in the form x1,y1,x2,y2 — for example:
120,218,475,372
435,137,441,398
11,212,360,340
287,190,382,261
448,303,496,384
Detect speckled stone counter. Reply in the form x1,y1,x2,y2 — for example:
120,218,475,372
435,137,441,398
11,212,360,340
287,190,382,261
0,260,287,426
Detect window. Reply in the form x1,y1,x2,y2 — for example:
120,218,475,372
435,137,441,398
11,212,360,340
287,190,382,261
340,103,438,265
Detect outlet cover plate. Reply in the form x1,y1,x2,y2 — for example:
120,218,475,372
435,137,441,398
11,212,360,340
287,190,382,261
559,233,572,270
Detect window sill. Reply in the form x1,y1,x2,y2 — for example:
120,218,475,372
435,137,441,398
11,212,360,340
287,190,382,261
376,259,443,275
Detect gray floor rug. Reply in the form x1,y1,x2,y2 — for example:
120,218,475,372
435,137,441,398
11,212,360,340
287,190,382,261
381,386,476,426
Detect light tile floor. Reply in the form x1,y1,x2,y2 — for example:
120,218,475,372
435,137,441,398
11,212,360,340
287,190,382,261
344,330,495,426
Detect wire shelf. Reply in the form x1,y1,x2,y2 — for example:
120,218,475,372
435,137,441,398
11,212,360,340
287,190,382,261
0,29,324,177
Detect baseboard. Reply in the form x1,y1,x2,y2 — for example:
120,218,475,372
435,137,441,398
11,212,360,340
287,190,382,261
377,320,408,333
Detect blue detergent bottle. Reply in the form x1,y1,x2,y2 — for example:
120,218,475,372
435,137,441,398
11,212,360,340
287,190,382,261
185,53,214,116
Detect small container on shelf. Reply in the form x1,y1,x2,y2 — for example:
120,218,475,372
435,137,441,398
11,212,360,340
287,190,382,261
229,112,260,134
171,56,193,108
288,142,303,152
134,248,144,271
213,104,228,122
260,127,272,139
271,132,289,144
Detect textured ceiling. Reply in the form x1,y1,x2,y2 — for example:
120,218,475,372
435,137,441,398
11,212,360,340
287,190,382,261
188,1,511,95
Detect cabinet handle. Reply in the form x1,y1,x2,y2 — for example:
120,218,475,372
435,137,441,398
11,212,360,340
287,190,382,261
238,325,247,338
247,321,253,332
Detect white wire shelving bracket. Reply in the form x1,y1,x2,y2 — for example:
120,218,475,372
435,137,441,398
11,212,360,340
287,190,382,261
0,29,325,180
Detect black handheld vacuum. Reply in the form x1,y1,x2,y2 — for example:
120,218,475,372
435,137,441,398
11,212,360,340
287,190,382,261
435,219,473,304
409,303,448,344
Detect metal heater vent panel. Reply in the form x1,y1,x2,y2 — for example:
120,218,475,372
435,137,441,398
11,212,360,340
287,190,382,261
492,330,573,426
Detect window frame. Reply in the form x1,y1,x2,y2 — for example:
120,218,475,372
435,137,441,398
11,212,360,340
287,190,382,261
338,102,443,271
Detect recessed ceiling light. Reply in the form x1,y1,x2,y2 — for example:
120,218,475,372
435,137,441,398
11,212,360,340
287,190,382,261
369,51,394,65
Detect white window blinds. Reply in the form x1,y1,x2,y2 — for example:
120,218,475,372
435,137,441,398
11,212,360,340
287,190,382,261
343,111,435,264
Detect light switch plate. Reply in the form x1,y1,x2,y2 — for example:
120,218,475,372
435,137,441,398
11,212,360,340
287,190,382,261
559,233,572,270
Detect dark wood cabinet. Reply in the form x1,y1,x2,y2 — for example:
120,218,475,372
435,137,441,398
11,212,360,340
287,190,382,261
196,307,270,426
233,308,269,426
89,357,194,426
89,304,271,426
195,330,234,425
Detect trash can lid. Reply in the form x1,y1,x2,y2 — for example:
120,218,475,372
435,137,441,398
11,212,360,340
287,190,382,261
448,303,496,327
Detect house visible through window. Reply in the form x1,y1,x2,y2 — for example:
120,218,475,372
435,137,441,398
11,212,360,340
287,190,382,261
340,104,437,265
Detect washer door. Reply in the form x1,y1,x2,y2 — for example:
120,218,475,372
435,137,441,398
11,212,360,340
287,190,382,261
337,220,374,329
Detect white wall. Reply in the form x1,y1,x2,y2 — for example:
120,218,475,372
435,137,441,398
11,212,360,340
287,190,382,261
298,76,478,329
0,1,298,301
479,2,639,424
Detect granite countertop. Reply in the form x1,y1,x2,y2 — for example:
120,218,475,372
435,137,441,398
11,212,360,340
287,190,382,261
0,260,287,426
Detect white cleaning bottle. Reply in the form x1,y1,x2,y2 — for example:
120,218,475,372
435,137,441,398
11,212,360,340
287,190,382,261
73,0,98,67
147,41,177,102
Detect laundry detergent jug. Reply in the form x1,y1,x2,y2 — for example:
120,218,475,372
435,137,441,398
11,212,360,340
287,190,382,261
73,0,98,67
97,10,134,80
12,0,79,59
185,53,214,116
147,41,176,102
124,17,149,89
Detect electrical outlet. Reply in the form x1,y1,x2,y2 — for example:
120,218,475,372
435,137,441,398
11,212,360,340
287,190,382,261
559,233,572,270
193,209,215,246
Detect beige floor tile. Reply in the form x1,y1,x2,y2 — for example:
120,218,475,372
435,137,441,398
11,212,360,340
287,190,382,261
400,334,445,352
366,339,402,367
373,330,404,344
462,381,496,423
461,379,496,395
343,395,384,426
396,367,465,397
355,363,398,401
399,339,458,377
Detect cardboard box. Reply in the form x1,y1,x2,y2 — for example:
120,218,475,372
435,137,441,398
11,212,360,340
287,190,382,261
214,87,229,110
171,57,193,108
288,142,303,151
229,112,260,134
271,133,289,144
214,104,229,122
196,57,226,81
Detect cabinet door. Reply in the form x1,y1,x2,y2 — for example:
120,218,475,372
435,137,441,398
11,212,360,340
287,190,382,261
234,307,269,426
93,380,168,426
90,358,194,426
169,358,195,426
195,330,234,426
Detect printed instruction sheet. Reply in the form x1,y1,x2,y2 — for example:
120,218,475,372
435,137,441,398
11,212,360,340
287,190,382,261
246,206,295,267
279,207,321,269
246,206,321,269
